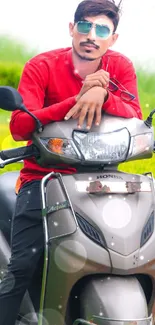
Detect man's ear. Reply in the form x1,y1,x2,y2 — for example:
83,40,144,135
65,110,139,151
69,22,74,37
110,33,119,47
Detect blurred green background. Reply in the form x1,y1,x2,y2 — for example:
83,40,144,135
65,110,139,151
0,35,155,175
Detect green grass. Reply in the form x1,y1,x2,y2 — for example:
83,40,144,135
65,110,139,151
118,68,155,176
0,36,37,174
0,36,155,176
0,35,36,63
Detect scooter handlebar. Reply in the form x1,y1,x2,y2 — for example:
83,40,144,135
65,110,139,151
0,144,39,161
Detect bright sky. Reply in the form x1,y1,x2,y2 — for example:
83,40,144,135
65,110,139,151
1,0,155,69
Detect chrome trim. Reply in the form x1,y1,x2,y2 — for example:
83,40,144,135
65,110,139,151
93,315,153,322
73,315,153,325
73,319,96,325
38,172,53,325
38,172,78,324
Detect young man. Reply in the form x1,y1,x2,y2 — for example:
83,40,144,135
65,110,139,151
0,1,143,324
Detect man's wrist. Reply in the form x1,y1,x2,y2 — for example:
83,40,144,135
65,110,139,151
103,89,109,102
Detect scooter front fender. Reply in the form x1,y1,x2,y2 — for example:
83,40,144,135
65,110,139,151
80,276,149,323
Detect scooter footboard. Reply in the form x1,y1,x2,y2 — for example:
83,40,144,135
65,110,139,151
80,276,152,325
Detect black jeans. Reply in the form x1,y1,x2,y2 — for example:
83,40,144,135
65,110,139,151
0,180,44,325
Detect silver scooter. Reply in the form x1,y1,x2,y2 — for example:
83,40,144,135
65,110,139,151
0,86,155,325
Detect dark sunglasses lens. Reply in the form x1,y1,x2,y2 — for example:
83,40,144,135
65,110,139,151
108,81,118,92
96,25,111,38
121,92,135,101
77,21,92,34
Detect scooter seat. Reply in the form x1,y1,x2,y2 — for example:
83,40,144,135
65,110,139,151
0,171,19,244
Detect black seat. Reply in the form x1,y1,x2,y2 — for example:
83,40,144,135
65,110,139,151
0,171,19,244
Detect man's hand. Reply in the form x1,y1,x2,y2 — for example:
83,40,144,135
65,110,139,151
65,86,108,129
76,69,110,101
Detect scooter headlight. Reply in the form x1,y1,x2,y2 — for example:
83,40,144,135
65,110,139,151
73,127,130,163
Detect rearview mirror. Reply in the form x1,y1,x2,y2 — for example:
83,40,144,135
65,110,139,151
0,86,23,111
0,85,44,133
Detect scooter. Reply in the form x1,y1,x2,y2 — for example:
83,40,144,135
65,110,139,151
0,85,155,325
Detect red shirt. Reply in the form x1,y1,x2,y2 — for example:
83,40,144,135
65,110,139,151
10,47,143,187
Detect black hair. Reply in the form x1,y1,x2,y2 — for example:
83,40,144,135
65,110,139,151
74,0,123,32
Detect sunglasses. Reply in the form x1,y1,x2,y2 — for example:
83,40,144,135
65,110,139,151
108,78,135,102
76,20,113,39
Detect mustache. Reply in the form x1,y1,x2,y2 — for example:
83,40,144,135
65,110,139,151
80,41,99,49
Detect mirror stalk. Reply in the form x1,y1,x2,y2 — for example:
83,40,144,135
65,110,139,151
19,103,44,133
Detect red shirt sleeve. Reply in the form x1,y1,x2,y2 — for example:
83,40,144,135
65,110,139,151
103,59,143,120
10,61,76,141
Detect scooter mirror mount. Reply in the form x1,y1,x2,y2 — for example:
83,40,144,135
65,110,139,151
0,86,43,133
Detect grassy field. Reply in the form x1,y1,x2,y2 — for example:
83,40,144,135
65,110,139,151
0,36,155,176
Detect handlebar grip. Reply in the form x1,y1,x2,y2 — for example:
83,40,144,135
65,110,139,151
0,145,39,161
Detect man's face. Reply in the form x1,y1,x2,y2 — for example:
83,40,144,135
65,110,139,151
69,15,118,61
